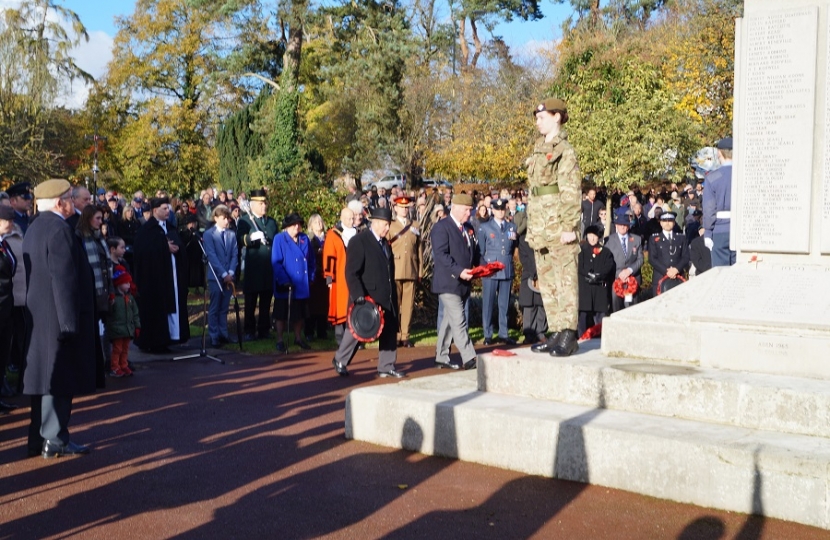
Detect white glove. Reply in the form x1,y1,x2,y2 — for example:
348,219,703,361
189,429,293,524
250,231,265,243
704,237,713,251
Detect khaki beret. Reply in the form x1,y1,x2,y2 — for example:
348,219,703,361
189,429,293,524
533,98,569,124
452,193,473,207
34,179,71,199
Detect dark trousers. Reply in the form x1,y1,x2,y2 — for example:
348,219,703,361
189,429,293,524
244,290,272,337
522,305,548,341
334,314,397,373
578,311,605,337
29,394,73,448
612,292,637,313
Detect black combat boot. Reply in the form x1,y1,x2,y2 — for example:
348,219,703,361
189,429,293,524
550,329,579,357
531,331,561,353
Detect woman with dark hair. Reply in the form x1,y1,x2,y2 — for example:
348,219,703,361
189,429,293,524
576,225,615,337
117,205,141,270
77,205,113,316
471,204,490,230
176,201,191,230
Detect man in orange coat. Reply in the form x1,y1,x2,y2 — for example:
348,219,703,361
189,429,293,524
324,206,357,345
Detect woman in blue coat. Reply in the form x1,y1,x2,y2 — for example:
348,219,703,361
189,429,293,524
271,213,315,353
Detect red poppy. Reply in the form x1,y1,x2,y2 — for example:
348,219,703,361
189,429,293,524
545,153,553,161
592,247,601,255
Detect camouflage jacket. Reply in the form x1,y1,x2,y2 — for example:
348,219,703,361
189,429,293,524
525,132,582,251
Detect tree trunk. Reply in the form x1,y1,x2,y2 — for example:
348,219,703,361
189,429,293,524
458,18,469,70
590,0,601,27
282,0,305,91
470,18,482,69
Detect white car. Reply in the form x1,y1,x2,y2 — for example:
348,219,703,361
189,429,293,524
365,175,406,191
422,178,452,189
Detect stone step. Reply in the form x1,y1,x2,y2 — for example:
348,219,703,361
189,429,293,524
345,372,830,529
477,341,830,439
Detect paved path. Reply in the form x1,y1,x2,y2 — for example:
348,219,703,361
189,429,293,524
0,342,826,539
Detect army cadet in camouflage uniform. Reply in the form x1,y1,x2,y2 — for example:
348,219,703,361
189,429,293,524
525,98,582,357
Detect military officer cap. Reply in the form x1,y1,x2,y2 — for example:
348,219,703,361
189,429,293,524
149,197,169,209
716,137,733,150
451,193,473,207
660,211,677,221
369,207,393,222
490,198,508,211
533,98,569,124
33,179,70,199
0,205,14,221
249,188,267,201
393,196,414,207
282,212,305,228
6,182,33,199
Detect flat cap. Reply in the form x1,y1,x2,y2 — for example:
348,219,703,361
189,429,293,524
451,193,473,207
34,179,71,199
716,137,733,150
0,205,14,221
150,197,169,209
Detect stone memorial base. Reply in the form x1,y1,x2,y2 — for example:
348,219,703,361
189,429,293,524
602,263,830,380
345,339,830,529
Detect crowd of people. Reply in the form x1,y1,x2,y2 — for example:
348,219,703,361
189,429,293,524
0,97,735,458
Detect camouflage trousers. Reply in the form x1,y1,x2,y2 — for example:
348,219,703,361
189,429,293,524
534,244,579,332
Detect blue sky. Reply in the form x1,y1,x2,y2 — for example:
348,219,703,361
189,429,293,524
53,0,574,106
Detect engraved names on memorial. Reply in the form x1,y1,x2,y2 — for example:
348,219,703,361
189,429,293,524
738,7,817,253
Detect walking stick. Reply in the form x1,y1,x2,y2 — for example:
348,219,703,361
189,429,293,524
230,282,244,351
284,285,292,353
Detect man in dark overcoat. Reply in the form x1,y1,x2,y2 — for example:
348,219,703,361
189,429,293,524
237,189,278,340
132,197,190,353
331,207,403,378
23,179,96,458
514,209,548,345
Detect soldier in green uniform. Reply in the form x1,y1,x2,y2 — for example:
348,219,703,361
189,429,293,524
237,189,279,340
525,98,582,357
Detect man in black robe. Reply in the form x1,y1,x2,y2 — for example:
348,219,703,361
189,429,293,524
133,197,190,353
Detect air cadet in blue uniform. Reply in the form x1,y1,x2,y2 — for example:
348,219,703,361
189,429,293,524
477,198,517,345
648,211,690,296
5,183,32,235
702,137,735,266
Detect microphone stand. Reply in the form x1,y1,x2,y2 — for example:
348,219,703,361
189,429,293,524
174,236,224,364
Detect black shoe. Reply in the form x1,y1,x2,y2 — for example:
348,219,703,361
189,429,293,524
531,332,561,353
462,358,477,370
0,400,21,411
398,339,414,348
434,360,460,370
378,369,406,378
332,358,349,377
42,440,90,458
482,337,495,345
551,330,579,357
295,339,312,350
500,337,517,345
276,341,288,354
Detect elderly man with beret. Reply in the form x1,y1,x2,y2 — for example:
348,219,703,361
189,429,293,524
23,179,96,458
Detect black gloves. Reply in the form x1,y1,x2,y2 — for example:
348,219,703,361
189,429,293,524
353,296,366,305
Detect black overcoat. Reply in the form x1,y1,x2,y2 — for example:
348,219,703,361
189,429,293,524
0,239,15,322
237,213,278,294
22,211,97,397
345,228,398,329
132,217,190,350
577,242,615,313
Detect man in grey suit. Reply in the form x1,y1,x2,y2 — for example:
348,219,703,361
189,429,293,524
604,211,643,312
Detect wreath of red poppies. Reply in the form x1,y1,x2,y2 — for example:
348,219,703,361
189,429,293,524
613,276,639,298
656,274,687,295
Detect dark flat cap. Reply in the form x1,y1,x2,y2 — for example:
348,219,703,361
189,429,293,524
0,205,15,220
716,137,733,150
149,197,169,209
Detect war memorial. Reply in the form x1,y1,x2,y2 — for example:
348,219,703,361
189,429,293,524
345,0,830,529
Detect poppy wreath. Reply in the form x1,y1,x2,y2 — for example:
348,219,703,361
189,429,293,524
656,274,687,296
613,276,639,298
